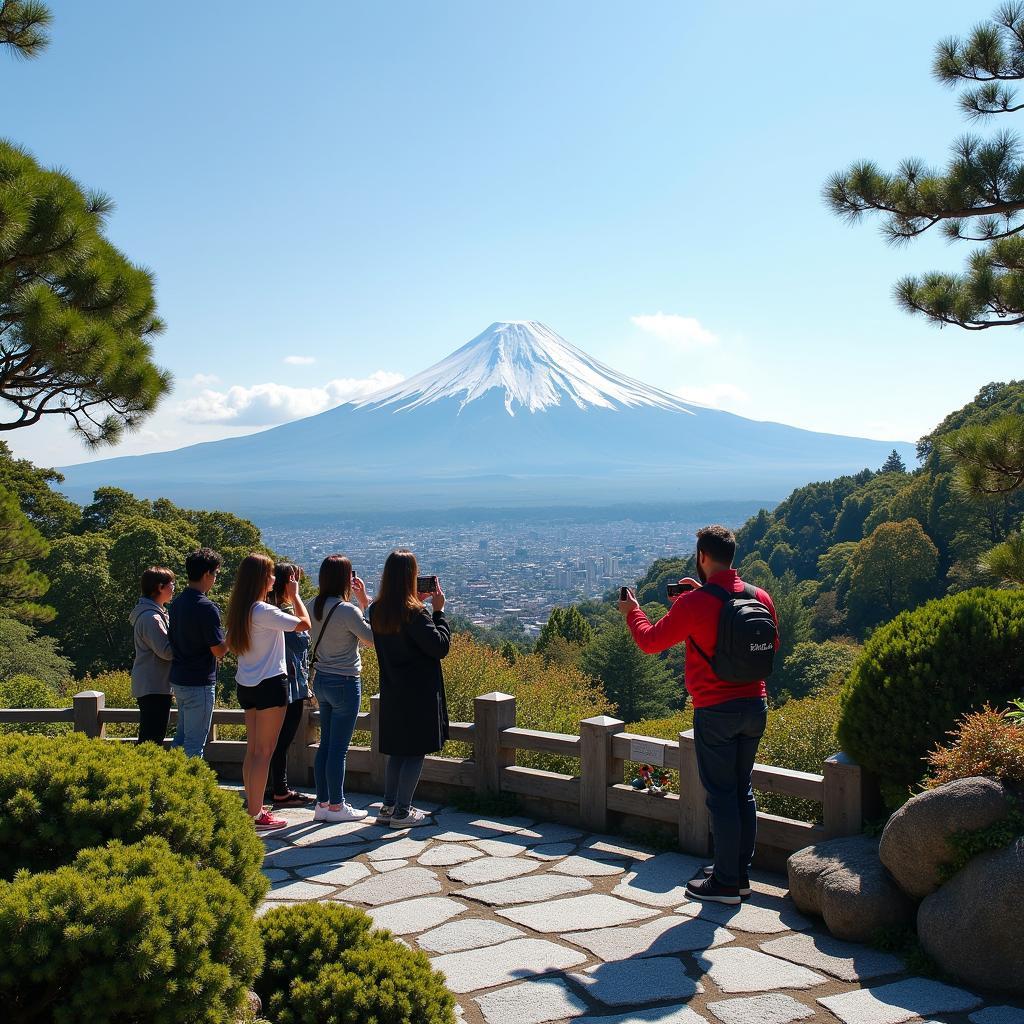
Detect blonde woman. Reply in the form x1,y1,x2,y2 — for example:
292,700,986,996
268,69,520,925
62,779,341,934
227,554,312,830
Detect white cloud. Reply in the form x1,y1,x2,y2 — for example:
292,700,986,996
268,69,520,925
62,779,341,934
189,372,221,387
283,355,316,365
180,371,405,425
631,313,719,351
674,382,750,408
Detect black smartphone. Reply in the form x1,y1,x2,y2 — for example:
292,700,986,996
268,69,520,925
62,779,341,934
417,575,439,594
619,586,631,601
667,582,696,598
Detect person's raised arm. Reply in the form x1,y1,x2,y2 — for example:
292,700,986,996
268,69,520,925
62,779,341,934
285,576,312,631
619,585,692,655
408,587,450,659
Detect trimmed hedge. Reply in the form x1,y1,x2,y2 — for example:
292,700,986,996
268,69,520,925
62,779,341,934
0,732,268,905
838,589,1024,797
0,837,262,1024
259,903,455,1024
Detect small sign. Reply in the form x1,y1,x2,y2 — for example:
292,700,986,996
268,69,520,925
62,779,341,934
629,739,665,766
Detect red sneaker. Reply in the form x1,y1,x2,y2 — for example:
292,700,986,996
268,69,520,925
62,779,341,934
253,808,287,831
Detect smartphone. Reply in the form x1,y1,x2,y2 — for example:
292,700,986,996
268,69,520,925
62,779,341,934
619,586,631,601
667,582,696,598
417,575,439,594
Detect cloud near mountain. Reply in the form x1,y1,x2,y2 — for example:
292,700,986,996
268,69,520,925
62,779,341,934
180,370,405,425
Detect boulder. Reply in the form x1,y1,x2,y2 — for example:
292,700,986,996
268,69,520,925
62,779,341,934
787,834,914,943
918,837,1024,993
879,777,1014,900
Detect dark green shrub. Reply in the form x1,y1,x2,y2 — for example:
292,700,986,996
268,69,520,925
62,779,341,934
0,837,262,1024
258,903,455,1024
838,589,1024,797
0,732,268,905
0,674,70,736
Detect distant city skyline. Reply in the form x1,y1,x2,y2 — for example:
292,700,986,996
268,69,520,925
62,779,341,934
3,0,1014,469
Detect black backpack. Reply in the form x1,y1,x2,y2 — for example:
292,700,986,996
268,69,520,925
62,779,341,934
690,583,777,684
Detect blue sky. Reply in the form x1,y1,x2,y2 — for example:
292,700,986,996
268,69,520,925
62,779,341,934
5,0,1018,466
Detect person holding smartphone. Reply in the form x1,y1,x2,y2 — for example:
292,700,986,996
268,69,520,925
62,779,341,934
308,554,373,823
368,550,450,828
226,554,312,831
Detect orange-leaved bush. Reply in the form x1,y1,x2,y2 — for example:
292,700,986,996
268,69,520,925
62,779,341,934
925,706,1024,789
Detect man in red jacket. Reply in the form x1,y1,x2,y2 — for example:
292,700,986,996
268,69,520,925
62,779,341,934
619,524,777,905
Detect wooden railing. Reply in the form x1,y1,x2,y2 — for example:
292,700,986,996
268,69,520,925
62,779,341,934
1,689,872,862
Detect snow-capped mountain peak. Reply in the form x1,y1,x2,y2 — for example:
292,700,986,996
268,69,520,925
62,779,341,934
356,321,695,416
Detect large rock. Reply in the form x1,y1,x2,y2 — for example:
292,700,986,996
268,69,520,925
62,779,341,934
918,836,1024,993
880,777,1013,900
787,834,914,942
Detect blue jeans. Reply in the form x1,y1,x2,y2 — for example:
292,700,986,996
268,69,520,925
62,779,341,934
313,673,361,805
693,697,768,888
170,683,216,758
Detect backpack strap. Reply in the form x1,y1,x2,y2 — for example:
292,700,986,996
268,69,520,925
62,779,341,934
310,599,344,667
687,582,756,666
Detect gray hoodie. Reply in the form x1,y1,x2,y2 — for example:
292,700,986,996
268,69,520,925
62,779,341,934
130,597,173,698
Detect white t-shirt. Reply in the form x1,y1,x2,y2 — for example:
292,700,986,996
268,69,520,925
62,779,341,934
236,602,301,687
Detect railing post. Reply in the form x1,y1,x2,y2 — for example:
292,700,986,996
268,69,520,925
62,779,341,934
823,751,865,838
474,692,517,795
678,729,711,856
368,694,387,793
579,715,624,832
73,690,105,739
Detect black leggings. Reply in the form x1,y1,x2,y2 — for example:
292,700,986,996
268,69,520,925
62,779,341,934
270,699,306,795
137,693,173,745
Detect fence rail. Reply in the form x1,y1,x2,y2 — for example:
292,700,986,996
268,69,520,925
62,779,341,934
3,688,873,861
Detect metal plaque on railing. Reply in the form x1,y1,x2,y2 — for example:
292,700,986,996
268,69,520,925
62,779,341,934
629,738,665,766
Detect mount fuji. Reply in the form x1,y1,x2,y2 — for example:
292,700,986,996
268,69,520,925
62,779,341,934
58,321,914,513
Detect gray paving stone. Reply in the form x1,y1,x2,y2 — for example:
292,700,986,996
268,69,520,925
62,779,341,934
473,837,531,857
263,868,290,881
612,852,707,906
448,857,539,885
760,932,905,982
566,914,733,960
295,862,371,885
514,823,585,844
525,843,576,860
419,844,485,866
458,874,591,905
474,977,589,1024
366,896,466,935
418,919,527,954
289,821,386,846
550,855,625,877
694,947,827,994
267,843,363,869
471,815,537,834
818,979,984,1024
430,937,587,993
373,859,409,872
680,897,812,934
266,879,334,901
261,838,289,852
431,812,508,841
340,866,442,906
707,994,815,1024
971,1010,1024,1024
366,837,430,861
570,956,702,1006
572,1008,707,1024
579,834,656,860
497,893,659,932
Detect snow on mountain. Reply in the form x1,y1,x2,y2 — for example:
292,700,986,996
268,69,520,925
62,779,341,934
355,321,696,416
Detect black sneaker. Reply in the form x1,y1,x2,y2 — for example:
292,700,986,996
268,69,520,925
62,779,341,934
686,875,742,905
702,864,752,897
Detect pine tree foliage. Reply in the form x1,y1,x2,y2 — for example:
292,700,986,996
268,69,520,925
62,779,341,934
0,483,51,621
0,0,52,60
0,142,171,444
826,3,1024,330
881,449,907,473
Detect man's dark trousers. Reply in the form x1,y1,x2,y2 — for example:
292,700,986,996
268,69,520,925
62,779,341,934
693,696,768,887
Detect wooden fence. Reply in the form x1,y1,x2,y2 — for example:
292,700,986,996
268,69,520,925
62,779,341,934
0,690,873,866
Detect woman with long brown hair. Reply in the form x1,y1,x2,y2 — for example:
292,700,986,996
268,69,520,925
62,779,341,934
368,550,450,828
308,554,373,823
227,553,311,830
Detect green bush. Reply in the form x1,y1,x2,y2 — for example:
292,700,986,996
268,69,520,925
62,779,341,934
0,837,262,1024
0,732,268,905
838,589,1024,798
258,903,455,1024
0,674,70,736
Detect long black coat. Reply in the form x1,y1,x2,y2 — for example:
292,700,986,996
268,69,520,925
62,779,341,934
369,605,451,756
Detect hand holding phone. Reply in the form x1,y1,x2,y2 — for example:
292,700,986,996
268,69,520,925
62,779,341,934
667,581,696,598
417,575,439,595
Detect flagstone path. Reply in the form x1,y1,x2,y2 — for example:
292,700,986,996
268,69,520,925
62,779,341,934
258,793,1023,1024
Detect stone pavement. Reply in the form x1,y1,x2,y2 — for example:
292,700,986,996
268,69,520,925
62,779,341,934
258,793,1024,1024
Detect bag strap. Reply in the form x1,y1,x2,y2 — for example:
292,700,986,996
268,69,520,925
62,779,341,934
687,582,754,667
310,599,344,667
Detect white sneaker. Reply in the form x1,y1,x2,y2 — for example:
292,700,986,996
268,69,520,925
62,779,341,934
389,807,428,828
318,802,368,823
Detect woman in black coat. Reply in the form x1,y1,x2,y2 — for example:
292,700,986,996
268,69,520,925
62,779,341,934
368,550,450,828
